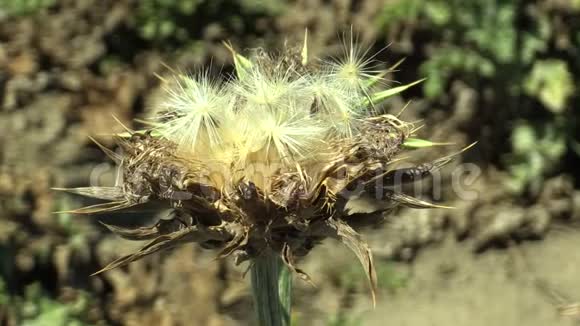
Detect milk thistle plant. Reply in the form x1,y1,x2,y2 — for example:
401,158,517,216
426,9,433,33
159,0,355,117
58,33,466,325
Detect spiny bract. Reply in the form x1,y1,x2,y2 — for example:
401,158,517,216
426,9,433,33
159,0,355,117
58,34,465,303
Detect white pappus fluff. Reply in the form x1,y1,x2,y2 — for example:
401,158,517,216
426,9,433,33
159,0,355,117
156,72,230,155
151,34,406,191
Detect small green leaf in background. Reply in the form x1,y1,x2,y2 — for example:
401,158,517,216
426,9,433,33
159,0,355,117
0,0,55,16
524,60,575,114
506,121,567,193
511,123,536,155
424,2,451,26
375,0,422,30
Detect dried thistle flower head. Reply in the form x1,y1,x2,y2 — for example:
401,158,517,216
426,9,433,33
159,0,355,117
58,34,470,303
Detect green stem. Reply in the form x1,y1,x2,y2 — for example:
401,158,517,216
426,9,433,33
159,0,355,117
250,253,293,326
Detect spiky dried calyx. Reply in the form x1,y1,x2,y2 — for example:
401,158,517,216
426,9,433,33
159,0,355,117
58,35,466,302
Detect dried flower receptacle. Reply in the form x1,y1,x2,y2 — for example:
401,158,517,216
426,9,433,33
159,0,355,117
57,34,469,308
